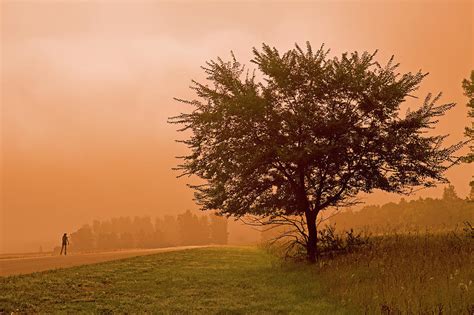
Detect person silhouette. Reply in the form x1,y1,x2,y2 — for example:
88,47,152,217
60,233,69,255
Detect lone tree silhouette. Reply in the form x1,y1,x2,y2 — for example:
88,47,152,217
171,43,462,262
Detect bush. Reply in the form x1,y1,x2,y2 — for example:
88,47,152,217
318,225,370,256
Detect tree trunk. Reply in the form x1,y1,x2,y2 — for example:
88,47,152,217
305,210,317,263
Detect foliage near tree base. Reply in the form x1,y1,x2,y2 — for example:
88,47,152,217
261,222,371,260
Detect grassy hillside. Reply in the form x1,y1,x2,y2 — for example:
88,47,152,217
1,234,472,314
0,247,345,314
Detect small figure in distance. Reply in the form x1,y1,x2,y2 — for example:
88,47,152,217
60,233,69,256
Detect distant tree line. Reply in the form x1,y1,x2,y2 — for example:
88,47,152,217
260,186,473,243
328,186,473,233
68,210,228,252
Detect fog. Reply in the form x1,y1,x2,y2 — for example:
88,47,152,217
1,1,473,253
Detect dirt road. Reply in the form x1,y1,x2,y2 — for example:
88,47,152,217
0,246,206,277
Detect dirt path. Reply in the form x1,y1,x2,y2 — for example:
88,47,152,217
0,246,207,277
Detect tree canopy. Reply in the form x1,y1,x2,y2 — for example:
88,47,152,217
462,70,473,199
462,70,474,164
171,42,462,261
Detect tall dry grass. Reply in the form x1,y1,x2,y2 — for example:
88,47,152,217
314,231,473,314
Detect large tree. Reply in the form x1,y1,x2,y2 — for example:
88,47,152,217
171,43,462,262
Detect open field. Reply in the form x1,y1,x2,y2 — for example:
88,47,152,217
0,247,344,314
0,233,472,314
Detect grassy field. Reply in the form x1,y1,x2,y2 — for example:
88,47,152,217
313,232,473,314
0,247,346,314
0,233,472,314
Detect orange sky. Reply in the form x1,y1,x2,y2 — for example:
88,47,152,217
1,1,473,253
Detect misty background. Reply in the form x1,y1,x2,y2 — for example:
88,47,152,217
1,1,473,253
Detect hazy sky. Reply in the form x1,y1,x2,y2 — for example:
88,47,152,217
1,0,473,253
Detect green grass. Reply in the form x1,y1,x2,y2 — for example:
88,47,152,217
1,233,472,314
0,247,346,314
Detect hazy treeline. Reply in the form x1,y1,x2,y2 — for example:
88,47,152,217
68,210,228,251
260,186,473,242
330,186,473,233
